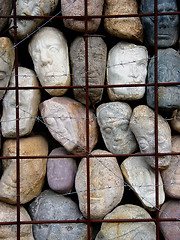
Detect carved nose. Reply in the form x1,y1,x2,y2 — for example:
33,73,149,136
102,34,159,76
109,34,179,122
40,51,51,66
158,15,169,28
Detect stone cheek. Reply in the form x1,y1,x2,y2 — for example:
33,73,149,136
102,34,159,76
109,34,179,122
70,37,107,106
0,0,12,32
61,0,104,33
104,0,143,42
0,135,48,204
75,149,124,219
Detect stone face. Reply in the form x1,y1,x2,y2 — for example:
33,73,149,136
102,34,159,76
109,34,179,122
1,67,41,138
104,0,143,42
0,0,12,32
160,200,180,240
61,0,104,33
95,204,156,240
121,155,165,211
107,42,148,101
29,189,89,240
0,37,15,99
147,48,180,111
39,97,98,155
96,102,138,154
161,136,180,199
70,36,107,106
171,109,180,133
47,147,77,194
9,0,58,39
0,201,34,240
130,105,171,169
28,27,70,96
140,0,179,47
75,149,124,219
0,135,48,204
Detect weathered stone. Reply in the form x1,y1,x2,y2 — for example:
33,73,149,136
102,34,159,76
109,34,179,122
61,0,104,33
0,135,48,204
75,149,124,219
130,105,171,169
70,36,107,106
170,109,180,133
39,97,98,155
95,204,156,240
161,136,180,199
0,37,15,99
28,27,70,96
9,0,58,39
0,201,34,240
29,189,89,240
1,67,41,138
96,102,138,154
160,200,180,240
140,0,179,47
107,41,148,101
147,48,180,112
121,154,165,211
104,0,143,42
47,147,77,194
0,0,12,32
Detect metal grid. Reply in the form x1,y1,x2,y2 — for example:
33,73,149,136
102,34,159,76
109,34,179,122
0,0,179,239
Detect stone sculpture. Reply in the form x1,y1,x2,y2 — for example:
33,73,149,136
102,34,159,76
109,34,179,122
130,105,171,169
107,42,148,101
28,27,70,96
70,36,107,106
75,149,124,219
0,0,12,33
9,0,58,39
0,37,15,99
1,67,41,138
39,97,98,155
96,102,138,154
140,0,179,47
104,0,143,42
147,48,180,111
171,109,180,132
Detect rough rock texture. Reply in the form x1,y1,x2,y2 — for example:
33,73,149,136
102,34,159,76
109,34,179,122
39,97,98,155
171,109,180,132
160,200,180,240
121,155,165,211
0,0,12,32
130,105,172,169
70,36,107,106
104,0,143,42
95,204,156,240
161,135,180,199
61,0,104,33
75,149,124,219
0,135,48,204
47,147,77,193
0,201,34,240
29,189,90,240
1,67,41,138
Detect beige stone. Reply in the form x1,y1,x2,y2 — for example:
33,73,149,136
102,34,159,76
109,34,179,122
104,0,143,42
0,201,34,239
75,149,124,219
0,135,48,204
170,109,180,133
95,204,156,240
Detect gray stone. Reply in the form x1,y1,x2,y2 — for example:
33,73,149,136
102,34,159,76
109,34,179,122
39,97,98,155
47,147,77,194
0,201,34,240
96,102,138,154
161,135,180,199
147,48,180,112
95,204,156,240
61,0,104,33
130,105,171,169
160,200,180,240
104,0,143,42
140,0,179,47
29,189,89,240
70,36,107,106
0,0,12,33
75,149,124,219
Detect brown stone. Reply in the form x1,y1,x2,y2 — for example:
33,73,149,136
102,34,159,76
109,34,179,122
0,0,12,32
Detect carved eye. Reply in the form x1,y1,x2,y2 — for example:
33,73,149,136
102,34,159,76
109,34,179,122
104,127,112,134
139,138,149,151
49,46,59,53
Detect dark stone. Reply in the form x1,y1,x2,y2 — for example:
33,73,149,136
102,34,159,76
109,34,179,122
0,0,12,32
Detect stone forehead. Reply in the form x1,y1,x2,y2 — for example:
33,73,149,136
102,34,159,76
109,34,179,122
17,0,58,12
